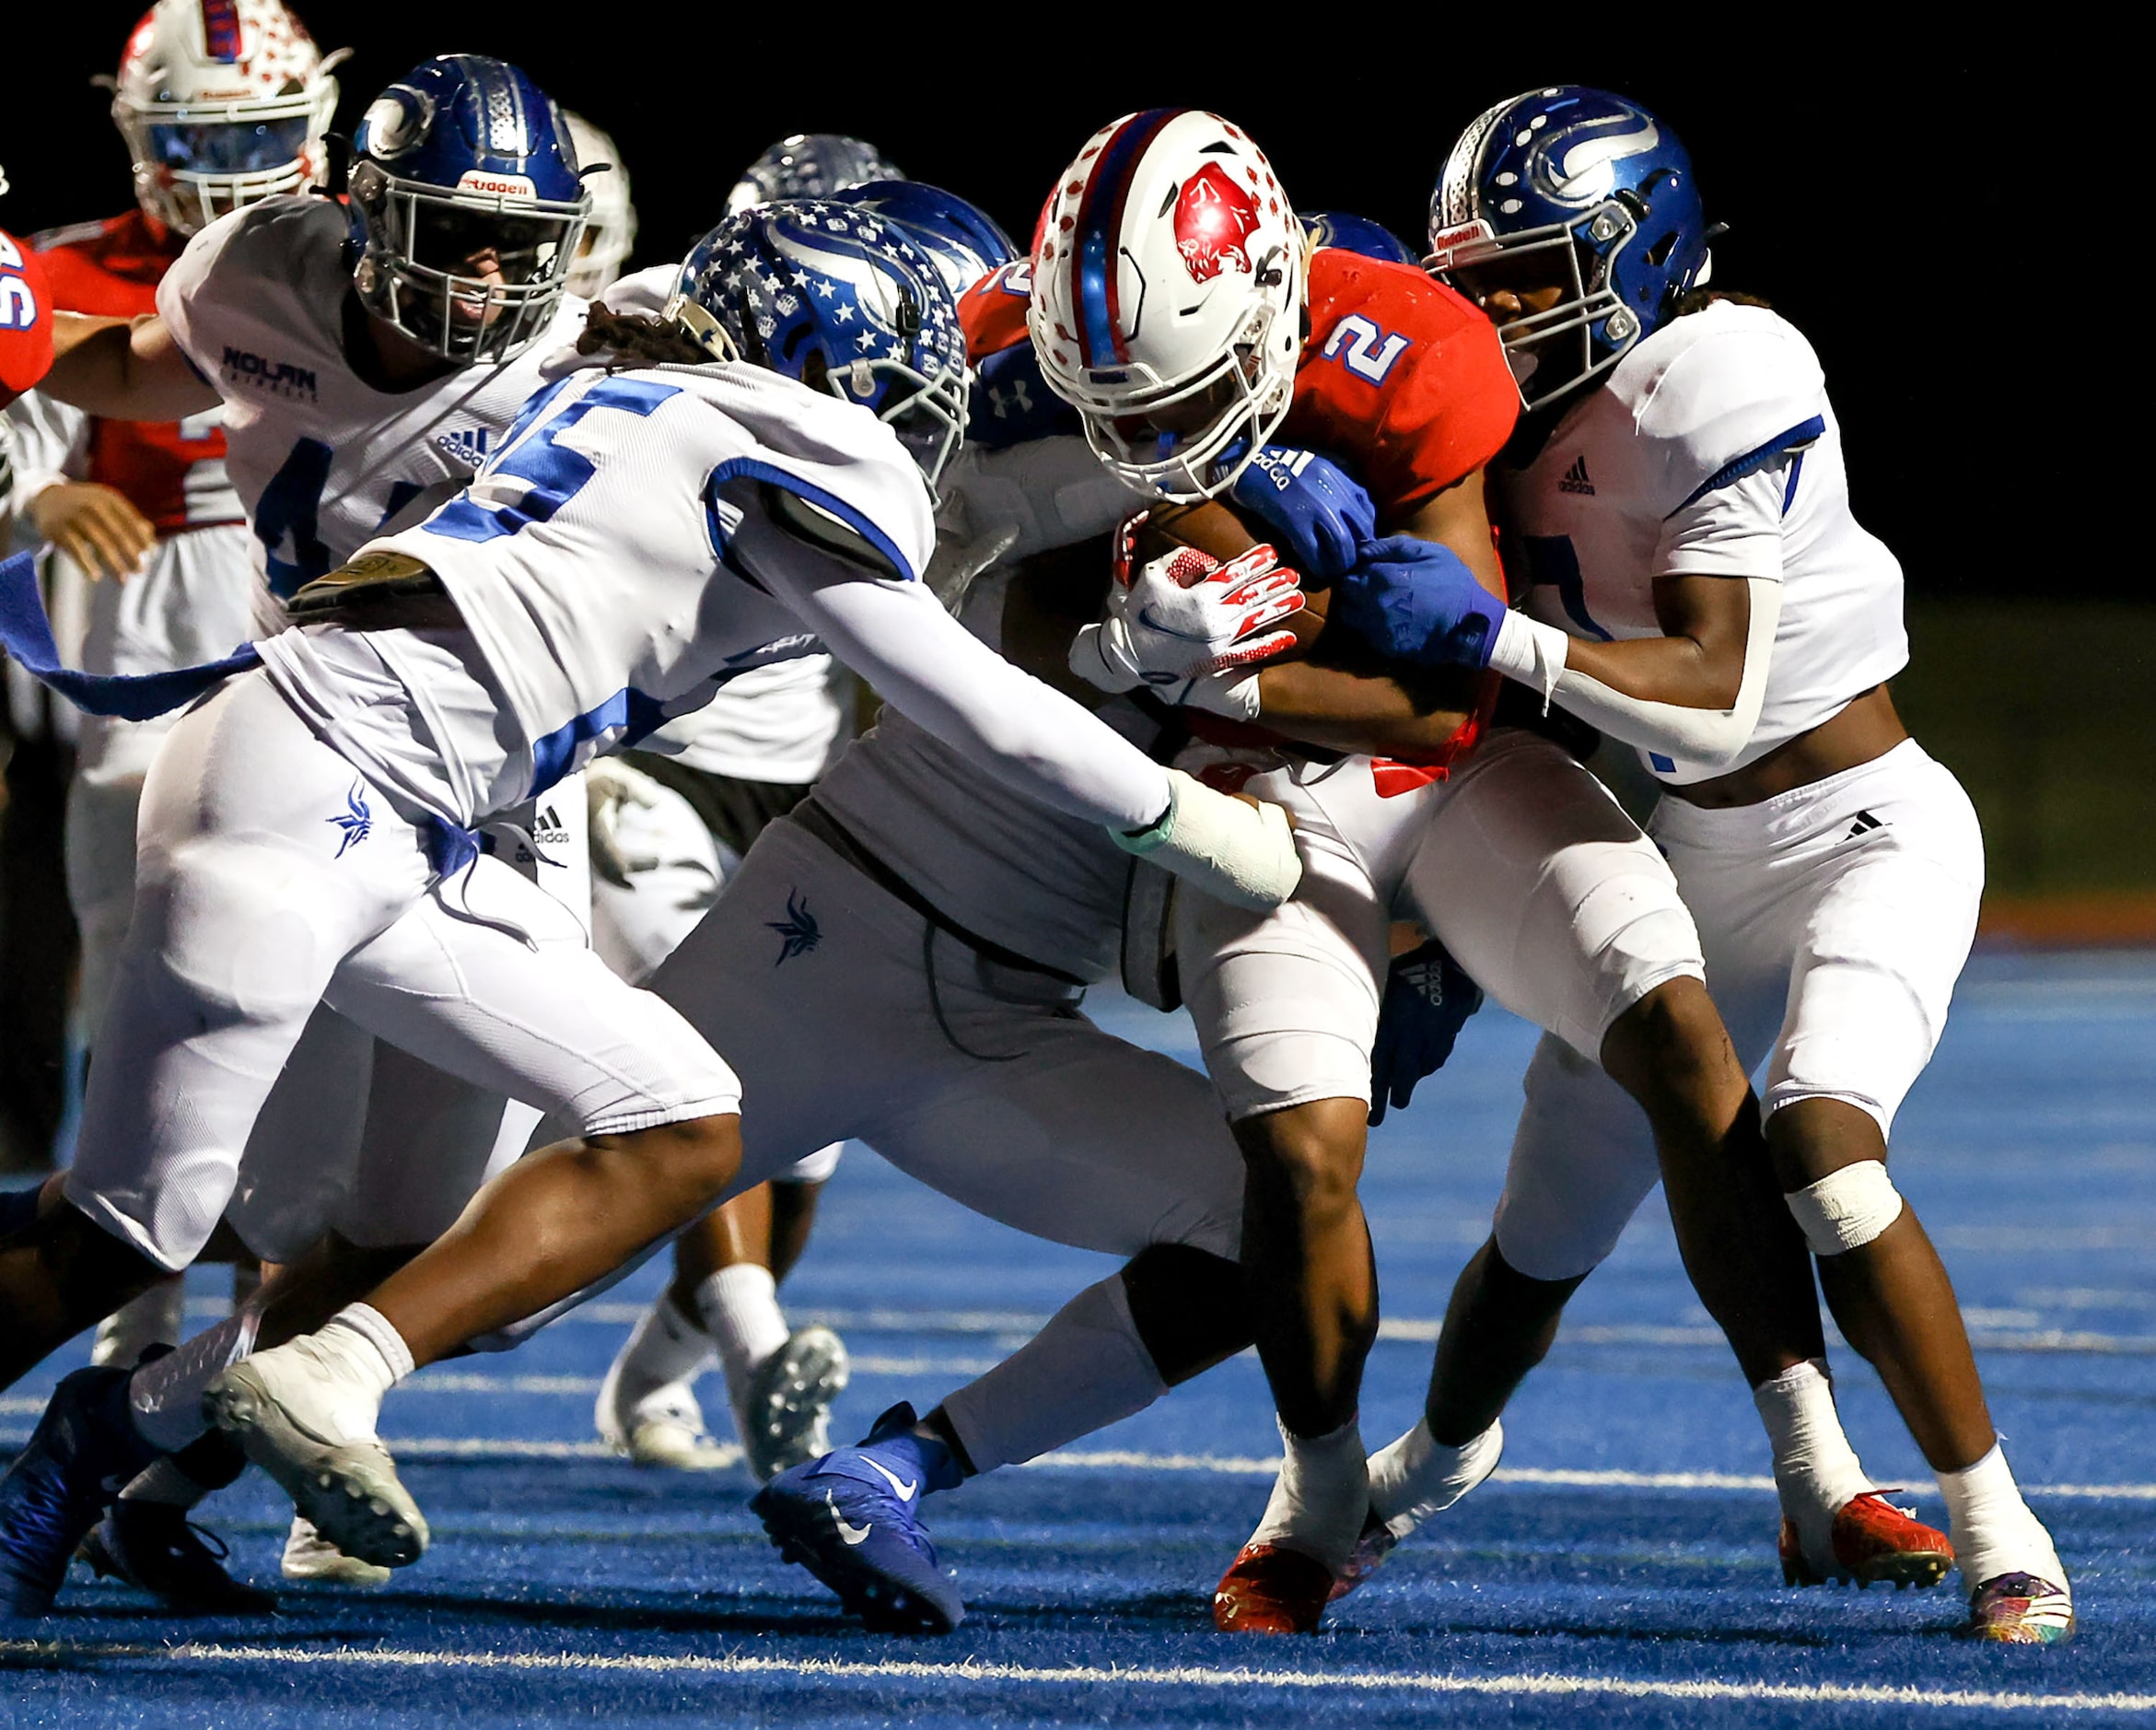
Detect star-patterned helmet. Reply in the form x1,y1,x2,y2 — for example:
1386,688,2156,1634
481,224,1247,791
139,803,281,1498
665,200,971,494
725,134,901,215
1428,87,1714,410
1030,110,1305,503
347,54,590,365
109,0,346,237
826,181,1016,298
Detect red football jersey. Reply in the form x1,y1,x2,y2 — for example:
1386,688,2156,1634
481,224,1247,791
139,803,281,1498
960,259,1033,363
30,210,239,535
1285,249,1517,520
0,227,52,406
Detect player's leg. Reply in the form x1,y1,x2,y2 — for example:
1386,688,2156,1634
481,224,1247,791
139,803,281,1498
1168,767,1401,1631
199,863,745,1566
0,674,435,1612
751,976,1251,1633
1691,750,2070,1640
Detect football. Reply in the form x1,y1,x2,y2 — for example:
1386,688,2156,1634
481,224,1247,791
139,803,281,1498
1125,498,1331,659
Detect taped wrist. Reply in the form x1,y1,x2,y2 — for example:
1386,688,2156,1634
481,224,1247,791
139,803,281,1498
1786,1161,1904,1256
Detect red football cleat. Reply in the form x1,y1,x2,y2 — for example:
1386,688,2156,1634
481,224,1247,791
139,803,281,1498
1779,1491,1955,1590
1963,1571,2075,1644
1328,1507,1395,1602
1212,1542,1335,1633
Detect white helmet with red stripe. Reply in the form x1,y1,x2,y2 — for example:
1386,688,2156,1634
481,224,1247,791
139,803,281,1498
109,0,344,236
1029,109,1305,502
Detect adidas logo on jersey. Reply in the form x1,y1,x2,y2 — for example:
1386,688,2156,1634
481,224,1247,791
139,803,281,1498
221,346,318,401
436,427,495,469
1846,810,1884,840
1559,456,1595,496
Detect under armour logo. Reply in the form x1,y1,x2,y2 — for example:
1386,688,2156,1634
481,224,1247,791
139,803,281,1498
989,378,1033,418
1559,455,1595,496
767,889,822,964
329,781,372,858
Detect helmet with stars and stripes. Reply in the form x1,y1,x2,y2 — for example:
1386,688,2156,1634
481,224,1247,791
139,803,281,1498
663,199,971,494
1029,108,1305,502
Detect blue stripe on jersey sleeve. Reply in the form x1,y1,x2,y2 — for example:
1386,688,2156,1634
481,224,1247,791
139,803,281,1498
705,458,919,585
1670,415,1827,515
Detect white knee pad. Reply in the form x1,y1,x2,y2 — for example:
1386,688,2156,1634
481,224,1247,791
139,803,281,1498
1786,1161,1904,1257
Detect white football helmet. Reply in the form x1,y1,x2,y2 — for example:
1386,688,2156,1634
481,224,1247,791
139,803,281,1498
1029,109,1306,501
563,111,637,298
108,0,344,237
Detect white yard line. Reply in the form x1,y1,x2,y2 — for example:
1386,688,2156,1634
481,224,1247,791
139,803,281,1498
0,1640,2139,1714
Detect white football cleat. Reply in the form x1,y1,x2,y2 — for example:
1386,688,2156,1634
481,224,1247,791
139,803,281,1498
204,1341,428,1570
281,1515,391,1587
597,1369,737,1473
736,1325,850,1483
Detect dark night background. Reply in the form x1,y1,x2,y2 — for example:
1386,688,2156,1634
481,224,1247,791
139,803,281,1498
0,20,2115,600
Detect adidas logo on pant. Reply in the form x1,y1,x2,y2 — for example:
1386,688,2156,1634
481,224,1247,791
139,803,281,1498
1846,810,1883,841
1559,456,1595,496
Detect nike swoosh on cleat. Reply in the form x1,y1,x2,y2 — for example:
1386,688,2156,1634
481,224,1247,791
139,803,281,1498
863,1458,918,1502
826,1491,872,1547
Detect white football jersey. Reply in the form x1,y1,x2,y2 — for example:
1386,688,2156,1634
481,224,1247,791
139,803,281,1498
1503,300,1908,783
156,195,589,628
645,656,853,785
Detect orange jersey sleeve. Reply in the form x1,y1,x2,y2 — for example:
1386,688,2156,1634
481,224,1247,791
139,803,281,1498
0,228,53,405
1284,250,1518,520
961,259,1036,364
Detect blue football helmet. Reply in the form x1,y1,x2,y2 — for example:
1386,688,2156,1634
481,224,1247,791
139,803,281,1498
348,54,591,363
1428,87,1714,409
664,200,971,493
828,181,1016,298
726,134,902,215
1300,211,1415,265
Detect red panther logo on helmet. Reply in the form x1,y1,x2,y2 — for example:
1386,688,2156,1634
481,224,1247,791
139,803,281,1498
1174,162,1262,284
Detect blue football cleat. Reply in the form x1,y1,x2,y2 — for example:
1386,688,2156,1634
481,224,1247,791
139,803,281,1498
0,1364,159,1618
750,1401,965,1634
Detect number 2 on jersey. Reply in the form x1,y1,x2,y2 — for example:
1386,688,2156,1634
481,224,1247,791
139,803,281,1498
1321,314,1410,385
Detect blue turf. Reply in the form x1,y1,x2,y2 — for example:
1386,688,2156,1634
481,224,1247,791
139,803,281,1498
4,948,2152,1725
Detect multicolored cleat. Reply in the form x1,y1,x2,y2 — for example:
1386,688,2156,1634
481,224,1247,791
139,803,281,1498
1964,1572,2075,1644
1779,1490,1955,1590
1213,1541,1335,1633
750,1402,963,1634
0,1365,158,1618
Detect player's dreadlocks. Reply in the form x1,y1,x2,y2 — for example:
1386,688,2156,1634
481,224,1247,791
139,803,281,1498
577,303,710,368
1674,287,1774,320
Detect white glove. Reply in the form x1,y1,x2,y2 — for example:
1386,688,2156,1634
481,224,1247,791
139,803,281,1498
1070,544,1304,693
1111,766,1301,910
586,755,667,887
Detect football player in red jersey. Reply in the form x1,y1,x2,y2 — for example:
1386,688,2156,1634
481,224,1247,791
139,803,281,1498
0,176,55,410
1006,109,1938,1633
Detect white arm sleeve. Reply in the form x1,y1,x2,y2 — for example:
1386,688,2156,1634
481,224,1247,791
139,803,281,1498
1490,578,1782,778
743,526,1171,833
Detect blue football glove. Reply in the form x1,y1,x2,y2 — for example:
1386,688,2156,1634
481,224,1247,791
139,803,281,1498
1332,535,1509,668
1369,938,1484,1127
1224,446,1378,582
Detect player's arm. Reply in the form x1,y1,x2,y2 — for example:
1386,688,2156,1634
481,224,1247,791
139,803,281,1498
38,313,219,421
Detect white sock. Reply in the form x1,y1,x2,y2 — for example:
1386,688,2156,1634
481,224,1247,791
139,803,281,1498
128,1310,262,1454
286,1304,414,1444
1250,1416,1369,1573
1369,1417,1504,1539
1754,1358,1874,1556
938,1275,1168,1474
612,1292,717,1403
1936,1441,2065,1590
695,1265,789,1406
